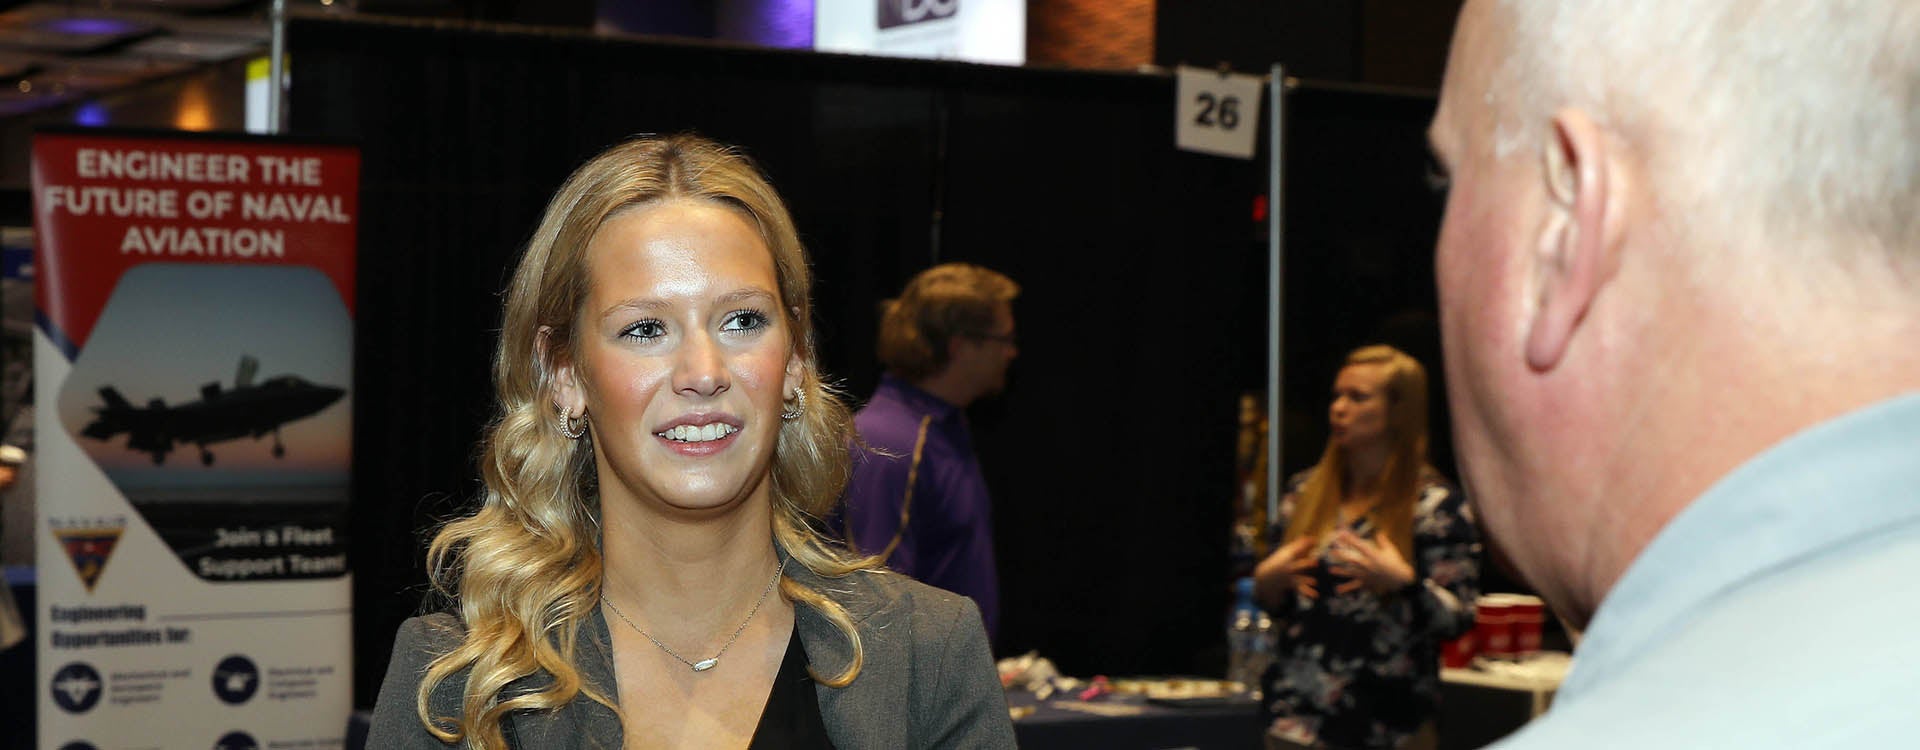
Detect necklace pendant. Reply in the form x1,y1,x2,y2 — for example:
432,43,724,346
691,658,719,672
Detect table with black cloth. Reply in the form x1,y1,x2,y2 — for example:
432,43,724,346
1435,664,1561,750
1007,691,1264,750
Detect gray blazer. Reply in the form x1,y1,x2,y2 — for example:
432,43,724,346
367,564,1017,748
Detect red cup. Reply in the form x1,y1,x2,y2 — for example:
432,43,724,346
1475,596,1515,659
1441,631,1477,668
1508,595,1545,656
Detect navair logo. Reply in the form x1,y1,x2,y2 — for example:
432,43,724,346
50,518,126,593
212,654,260,705
879,0,958,29
215,731,259,750
51,662,103,713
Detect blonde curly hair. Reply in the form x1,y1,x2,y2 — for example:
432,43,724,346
415,134,873,749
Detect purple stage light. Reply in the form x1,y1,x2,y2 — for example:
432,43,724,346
75,102,110,127
38,17,146,37
726,0,814,49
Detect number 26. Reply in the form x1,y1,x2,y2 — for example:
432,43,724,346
1194,93,1241,130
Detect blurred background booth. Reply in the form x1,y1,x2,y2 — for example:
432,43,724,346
0,1,1503,746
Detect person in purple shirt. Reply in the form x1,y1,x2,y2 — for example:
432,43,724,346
843,263,1019,639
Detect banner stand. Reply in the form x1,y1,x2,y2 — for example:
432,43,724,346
31,129,359,750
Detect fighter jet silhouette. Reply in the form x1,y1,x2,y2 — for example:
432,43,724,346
218,668,254,695
81,356,346,467
53,671,99,705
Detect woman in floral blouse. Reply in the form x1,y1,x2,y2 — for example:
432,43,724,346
1253,345,1481,749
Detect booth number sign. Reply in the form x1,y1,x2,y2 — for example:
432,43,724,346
1175,66,1264,160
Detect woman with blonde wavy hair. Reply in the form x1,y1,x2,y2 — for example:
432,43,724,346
1252,345,1481,750
367,134,1014,749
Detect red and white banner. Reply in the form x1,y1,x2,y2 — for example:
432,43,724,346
31,130,358,750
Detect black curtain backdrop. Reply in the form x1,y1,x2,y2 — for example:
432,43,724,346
287,17,1449,707
1277,86,1452,479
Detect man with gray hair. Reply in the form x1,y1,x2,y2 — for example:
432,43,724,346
1427,0,1920,746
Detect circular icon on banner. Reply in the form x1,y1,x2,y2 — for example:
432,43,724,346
214,731,258,750
60,741,99,750
50,662,103,713
212,655,260,705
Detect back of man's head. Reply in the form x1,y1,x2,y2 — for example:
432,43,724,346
877,263,1019,382
1430,0,1920,627
1490,0,1920,282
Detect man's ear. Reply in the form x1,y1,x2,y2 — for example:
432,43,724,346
1526,108,1625,372
539,326,586,418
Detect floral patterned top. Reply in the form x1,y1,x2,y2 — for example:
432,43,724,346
1260,467,1482,749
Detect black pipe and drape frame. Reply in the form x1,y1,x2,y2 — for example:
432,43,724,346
285,16,1450,707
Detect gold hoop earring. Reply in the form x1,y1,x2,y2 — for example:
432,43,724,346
558,406,585,439
780,389,805,421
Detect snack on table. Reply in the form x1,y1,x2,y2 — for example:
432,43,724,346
1108,677,1243,700
996,651,1060,690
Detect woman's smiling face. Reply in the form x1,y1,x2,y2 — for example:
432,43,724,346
556,198,800,516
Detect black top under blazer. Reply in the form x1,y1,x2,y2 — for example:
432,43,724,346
366,562,1017,749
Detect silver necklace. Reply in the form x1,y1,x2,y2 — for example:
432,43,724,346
602,557,787,673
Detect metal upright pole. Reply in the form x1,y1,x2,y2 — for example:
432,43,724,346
268,0,286,134
1266,65,1287,526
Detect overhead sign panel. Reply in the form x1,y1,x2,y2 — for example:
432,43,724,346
815,0,1025,65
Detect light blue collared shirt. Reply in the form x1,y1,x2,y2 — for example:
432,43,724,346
1494,392,1920,748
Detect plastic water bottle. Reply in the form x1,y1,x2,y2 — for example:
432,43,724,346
1228,577,1274,695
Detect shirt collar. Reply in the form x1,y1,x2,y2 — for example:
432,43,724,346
875,373,962,422
1560,391,1920,698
